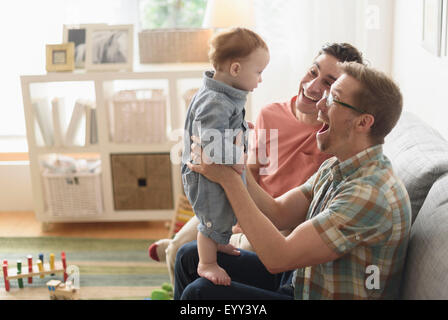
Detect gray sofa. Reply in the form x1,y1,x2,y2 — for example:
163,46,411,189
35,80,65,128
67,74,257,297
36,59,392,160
382,112,448,299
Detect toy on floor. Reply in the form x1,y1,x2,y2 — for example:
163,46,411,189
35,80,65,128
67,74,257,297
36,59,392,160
149,195,194,262
2,251,68,292
46,279,79,300
148,282,173,300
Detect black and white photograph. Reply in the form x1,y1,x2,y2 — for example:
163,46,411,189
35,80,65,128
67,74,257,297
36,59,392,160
63,24,108,69
92,30,128,64
67,28,85,67
85,24,133,71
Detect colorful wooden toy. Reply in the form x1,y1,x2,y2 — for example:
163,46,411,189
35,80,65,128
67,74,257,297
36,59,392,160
27,255,33,284
17,261,24,288
1,252,68,292
2,260,10,291
46,279,79,300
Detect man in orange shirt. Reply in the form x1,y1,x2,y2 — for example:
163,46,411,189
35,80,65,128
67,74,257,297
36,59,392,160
149,43,365,284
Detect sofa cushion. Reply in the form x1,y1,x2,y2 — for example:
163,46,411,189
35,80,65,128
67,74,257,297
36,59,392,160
383,112,448,223
400,174,448,299
417,173,448,214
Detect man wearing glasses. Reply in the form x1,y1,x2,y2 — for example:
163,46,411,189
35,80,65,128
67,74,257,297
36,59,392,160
149,43,364,284
175,62,411,300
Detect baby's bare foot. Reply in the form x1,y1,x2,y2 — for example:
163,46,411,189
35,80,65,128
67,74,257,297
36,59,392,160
217,243,241,256
197,262,231,286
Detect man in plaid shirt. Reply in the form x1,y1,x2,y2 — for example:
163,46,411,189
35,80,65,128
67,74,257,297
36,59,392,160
175,62,411,300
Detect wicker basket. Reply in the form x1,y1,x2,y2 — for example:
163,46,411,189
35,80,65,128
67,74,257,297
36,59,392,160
42,169,103,217
138,28,212,63
111,89,167,144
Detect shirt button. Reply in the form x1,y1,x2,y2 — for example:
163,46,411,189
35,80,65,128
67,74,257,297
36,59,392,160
206,222,212,228
340,245,346,251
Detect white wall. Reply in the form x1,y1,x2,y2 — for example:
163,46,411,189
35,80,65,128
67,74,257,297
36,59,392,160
0,162,33,211
250,0,395,122
392,0,448,139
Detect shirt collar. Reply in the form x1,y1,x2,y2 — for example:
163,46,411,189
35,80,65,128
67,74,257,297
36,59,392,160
329,145,384,182
203,70,248,110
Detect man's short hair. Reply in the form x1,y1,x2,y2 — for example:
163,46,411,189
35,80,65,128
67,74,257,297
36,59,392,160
319,43,364,64
208,27,268,71
340,62,403,144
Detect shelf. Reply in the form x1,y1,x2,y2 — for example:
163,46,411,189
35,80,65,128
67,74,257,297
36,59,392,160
21,65,215,224
21,63,210,83
34,145,100,154
107,141,176,153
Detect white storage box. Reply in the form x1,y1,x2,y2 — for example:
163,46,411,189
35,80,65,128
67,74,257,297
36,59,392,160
42,169,103,217
111,89,167,144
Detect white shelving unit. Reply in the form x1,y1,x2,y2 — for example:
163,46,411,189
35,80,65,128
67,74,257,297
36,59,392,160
21,64,218,224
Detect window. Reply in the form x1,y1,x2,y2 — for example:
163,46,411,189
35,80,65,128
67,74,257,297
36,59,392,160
0,0,206,150
139,0,207,29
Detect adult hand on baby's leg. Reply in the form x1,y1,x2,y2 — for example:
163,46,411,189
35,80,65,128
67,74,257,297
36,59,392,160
217,243,241,256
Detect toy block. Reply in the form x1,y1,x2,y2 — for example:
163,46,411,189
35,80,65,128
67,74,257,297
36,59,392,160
2,260,10,292
17,261,24,288
27,255,33,284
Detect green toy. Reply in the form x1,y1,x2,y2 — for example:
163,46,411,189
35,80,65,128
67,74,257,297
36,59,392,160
150,282,173,300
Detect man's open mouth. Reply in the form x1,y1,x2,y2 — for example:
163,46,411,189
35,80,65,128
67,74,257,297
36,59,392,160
319,122,330,134
317,114,330,134
302,90,319,103
300,85,320,103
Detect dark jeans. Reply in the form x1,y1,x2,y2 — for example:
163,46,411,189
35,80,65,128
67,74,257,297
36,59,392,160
174,241,295,300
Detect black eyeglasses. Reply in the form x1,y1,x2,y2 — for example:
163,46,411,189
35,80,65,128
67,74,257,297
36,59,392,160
323,90,365,114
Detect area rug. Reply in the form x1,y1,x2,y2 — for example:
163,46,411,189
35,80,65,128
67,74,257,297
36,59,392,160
0,237,170,300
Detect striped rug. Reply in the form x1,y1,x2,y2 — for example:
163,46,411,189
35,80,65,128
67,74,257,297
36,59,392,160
0,237,170,300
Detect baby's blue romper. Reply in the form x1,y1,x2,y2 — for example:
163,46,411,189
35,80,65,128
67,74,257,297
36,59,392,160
181,71,249,244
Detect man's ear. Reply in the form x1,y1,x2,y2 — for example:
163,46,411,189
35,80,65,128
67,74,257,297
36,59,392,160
356,114,375,132
230,62,241,76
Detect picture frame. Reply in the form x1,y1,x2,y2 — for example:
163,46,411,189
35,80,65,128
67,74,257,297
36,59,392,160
46,43,75,72
422,0,444,56
85,24,134,72
62,24,107,69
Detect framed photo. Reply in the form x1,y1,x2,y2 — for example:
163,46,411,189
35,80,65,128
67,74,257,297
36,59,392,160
62,24,107,69
85,24,134,72
422,0,444,56
46,43,75,72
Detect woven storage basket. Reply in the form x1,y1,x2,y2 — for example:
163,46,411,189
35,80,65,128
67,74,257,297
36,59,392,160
42,169,103,217
111,89,167,144
138,28,212,63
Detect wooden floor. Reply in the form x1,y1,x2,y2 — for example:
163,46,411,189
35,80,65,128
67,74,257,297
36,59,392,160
0,211,170,240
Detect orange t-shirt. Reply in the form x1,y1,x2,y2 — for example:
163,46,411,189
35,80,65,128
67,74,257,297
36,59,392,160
251,96,331,198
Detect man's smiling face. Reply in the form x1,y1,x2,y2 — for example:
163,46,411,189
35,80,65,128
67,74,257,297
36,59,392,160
315,73,364,161
294,54,341,117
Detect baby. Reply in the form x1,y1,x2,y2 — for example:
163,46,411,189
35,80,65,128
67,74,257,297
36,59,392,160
181,27,270,285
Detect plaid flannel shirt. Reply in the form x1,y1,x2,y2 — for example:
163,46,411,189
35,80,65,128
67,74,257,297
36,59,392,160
294,145,411,299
